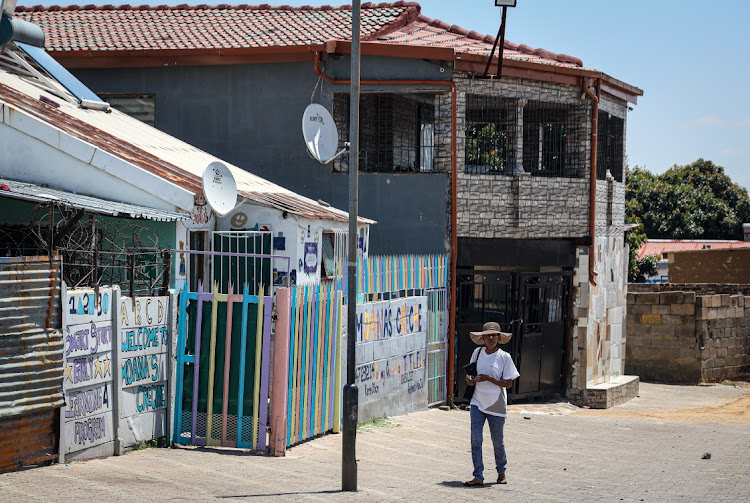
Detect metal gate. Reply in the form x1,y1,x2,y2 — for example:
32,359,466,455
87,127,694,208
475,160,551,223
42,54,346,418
173,244,290,450
426,288,448,406
456,269,572,401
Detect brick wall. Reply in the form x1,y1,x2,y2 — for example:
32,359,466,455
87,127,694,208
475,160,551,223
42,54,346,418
626,286,750,383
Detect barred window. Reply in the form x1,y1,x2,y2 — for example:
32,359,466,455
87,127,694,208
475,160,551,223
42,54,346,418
333,92,436,173
523,101,586,178
465,95,516,175
597,112,625,182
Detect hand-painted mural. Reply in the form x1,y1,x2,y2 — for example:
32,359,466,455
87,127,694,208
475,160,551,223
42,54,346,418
63,287,115,456
354,297,428,422
118,296,171,449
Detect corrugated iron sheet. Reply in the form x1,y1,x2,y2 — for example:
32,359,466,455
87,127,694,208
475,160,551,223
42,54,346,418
0,178,190,222
0,408,58,473
0,256,64,419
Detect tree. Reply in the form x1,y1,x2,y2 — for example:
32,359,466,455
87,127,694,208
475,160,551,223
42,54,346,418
625,217,659,283
626,159,750,240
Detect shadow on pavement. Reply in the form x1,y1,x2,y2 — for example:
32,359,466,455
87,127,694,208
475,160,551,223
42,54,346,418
218,490,341,498
440,480,491,489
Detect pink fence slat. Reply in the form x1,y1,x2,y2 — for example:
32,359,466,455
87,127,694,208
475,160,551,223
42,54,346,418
270,288,291,456
257,296,273,451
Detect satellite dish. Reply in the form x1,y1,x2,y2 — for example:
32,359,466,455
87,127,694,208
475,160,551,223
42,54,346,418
202,161,237,216
302,103,348,164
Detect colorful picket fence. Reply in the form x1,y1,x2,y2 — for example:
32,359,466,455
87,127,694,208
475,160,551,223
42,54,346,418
286,281,343,446
173,281,271,450
357,254,448,296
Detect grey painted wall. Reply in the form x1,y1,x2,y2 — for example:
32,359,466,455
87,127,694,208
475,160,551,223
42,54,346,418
354,297,428,422
73,56,451,254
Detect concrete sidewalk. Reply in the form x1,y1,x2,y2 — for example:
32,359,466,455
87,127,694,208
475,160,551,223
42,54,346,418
2,383,749,502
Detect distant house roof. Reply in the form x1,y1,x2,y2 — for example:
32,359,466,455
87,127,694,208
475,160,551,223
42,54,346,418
0,178,189,221
14,3,642,102
638,240,750,261
0,54,373,224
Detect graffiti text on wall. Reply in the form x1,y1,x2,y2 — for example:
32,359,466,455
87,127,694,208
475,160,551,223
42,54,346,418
65,324,112,357
65,354,112,384
356,299,423,342
355,350,426,384
64,384,110,419
118,296,170,419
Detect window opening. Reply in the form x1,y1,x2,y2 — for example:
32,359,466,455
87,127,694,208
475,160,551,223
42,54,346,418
188,230,209,292
597,112,624,182
321,231,336,279
464,95,516,175
98,93,155,126
333,92,436,173
523,101,586,178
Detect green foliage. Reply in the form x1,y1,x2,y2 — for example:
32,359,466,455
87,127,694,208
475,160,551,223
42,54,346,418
625,217,659,283
626,159,750,240
466,124,506,171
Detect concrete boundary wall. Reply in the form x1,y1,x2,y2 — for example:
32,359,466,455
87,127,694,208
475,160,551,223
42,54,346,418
61,286,173,461
626,286,750,383
354,297,428,422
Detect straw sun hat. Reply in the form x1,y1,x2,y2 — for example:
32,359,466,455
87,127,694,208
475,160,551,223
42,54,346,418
470,321,512,345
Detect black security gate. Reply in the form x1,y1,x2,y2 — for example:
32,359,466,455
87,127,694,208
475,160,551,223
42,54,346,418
455,269,572,401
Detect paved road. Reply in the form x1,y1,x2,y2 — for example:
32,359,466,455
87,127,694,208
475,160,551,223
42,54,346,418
2,383,749,502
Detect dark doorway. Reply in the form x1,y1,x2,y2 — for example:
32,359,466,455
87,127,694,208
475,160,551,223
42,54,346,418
455,269,572,401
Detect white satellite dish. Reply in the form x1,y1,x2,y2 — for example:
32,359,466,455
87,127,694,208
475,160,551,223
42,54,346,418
1,0,18,17
302,103,348,164
202,161,237,216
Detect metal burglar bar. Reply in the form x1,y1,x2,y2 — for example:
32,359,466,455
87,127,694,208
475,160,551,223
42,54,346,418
523,101,587,178
333,92,436,173
465,94,517,174
212,231,274,296
426,287,448,406
597,112,625,182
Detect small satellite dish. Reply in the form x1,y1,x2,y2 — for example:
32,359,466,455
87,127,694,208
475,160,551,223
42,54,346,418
302,103,348,164
202,161,237,216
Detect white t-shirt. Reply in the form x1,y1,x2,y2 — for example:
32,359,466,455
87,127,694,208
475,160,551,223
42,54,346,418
469,347,520,417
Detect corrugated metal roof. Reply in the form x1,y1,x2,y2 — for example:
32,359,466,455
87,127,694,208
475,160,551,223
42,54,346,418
0,59,374,224
638,239,750,261
0,178,189,222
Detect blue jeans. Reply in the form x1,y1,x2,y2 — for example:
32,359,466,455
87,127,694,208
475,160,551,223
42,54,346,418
470,405,507,481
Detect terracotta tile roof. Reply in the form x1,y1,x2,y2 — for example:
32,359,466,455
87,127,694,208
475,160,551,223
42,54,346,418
638,240,750,261
378,13,583,68
14,3,413,51
13,2,582,68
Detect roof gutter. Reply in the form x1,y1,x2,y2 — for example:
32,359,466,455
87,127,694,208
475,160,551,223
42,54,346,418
313,51,458,404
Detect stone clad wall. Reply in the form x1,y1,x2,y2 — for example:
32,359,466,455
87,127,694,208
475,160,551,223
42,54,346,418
626,287,750,383
448,72,629,240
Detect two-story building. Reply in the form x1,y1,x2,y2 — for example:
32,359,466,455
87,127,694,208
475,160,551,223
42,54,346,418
18,2,644,406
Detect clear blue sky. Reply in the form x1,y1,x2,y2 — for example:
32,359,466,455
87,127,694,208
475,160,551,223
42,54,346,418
24,0,750,189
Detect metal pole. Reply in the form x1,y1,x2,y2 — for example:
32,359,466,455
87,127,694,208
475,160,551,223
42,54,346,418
342,0,360,493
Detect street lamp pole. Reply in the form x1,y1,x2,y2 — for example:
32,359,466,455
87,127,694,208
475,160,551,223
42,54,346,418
342,0,360,493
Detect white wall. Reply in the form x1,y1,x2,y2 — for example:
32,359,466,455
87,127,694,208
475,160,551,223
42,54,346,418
217,202,366,287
